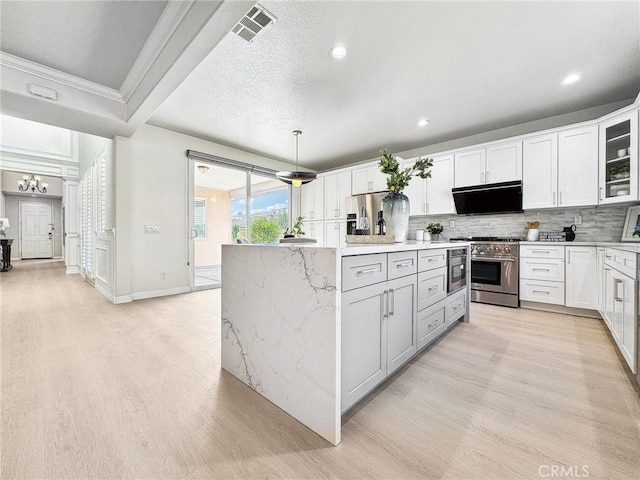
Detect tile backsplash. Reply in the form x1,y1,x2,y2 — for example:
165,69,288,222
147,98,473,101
408,205,635,242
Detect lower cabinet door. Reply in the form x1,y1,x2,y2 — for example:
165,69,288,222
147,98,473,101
417,298,446,350
387,275,417,375
520,279,565,305
617,273,637,373
446,288,467,326
417,267,447,311
341,282,387,413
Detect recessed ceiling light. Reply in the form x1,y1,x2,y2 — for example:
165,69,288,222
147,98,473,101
329,45,347,59
562,73,581,85
417,119,430,127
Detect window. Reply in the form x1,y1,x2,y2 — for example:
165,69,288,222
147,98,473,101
194,198,206,239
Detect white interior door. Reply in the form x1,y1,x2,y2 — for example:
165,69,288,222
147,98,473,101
20,202,53,259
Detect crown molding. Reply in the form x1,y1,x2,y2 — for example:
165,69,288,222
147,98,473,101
0,52,124,102
119,0,196,102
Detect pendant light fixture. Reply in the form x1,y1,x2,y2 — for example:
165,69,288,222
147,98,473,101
276,130,317,187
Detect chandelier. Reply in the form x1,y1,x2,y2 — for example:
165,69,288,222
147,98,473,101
276,130,317,187
18,174,48,193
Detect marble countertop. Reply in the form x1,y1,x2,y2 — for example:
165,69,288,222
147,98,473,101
338,241,468,256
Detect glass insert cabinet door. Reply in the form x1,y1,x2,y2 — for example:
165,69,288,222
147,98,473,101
599,111,638,204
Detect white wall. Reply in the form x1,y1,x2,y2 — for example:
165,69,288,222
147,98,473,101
3,194,63,258
115,124,295,300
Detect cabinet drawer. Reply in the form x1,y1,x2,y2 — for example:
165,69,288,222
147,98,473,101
605,248,637,280
520,280,565,305
418,249,447,272
520,258,565,282
417,299,446,350
417,267,447,311
388,251,418,280
342,254,387,291
521,245,565,259
446,289,467,326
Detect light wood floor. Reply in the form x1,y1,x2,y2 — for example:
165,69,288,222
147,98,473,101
2,260,639,479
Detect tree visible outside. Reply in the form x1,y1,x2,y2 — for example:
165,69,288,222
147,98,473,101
250,217,282,244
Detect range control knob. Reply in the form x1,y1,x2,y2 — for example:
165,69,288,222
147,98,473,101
503,246,511,253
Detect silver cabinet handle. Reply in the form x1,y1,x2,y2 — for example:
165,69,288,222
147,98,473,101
532,250,551,254
605,255,612,259
481,171,485,183
453,303,462,311
485,171,490,183
423,202,426,213
395,261,413,268
473,257,514,262
533,290,550,295
427,321,438,329
559,191,563,205
599,186,603,201
427,284,439,291
389,289,395,316
356,267,378,275
532,268,550,271
567,250,571,264
553,191,557,205
383,290,389,318
614,279,623,302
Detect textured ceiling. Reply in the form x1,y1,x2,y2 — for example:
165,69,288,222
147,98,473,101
0,0,167,89
150,0,640,171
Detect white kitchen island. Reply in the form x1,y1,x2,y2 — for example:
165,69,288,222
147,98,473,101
221,241,470,445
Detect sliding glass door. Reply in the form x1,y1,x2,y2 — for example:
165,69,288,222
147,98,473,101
191,161,290,290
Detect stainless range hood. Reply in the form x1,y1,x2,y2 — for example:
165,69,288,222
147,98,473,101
452,180,523,215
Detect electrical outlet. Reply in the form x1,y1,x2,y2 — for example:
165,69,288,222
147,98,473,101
574,215,582,225
160,272,167,279
144,225,160,234
449,220,455,228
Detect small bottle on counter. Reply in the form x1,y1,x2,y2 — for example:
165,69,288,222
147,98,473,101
376,211,386,235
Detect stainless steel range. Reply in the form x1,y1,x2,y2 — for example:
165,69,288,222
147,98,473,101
451,237,521,308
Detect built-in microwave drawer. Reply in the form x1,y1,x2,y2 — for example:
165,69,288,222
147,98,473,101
604,248,637,280
418,249,447,272
417,267,447,311
342,253,387,291
388,251,418,280
520,258,565,282
520,245,565,259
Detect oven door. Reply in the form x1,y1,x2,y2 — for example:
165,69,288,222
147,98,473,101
471,257,517,295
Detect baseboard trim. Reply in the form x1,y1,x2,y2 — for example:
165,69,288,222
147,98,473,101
66,265,80,274
131,286,190,301
114,295,133,304
520,301,601,319
95,283,116,303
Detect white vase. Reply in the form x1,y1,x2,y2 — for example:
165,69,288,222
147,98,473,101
527,228,539,241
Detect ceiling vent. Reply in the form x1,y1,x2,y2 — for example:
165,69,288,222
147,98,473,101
232,4,276,42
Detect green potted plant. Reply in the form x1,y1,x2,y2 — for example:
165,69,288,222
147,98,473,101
378,149,433,242
426,222,444,241
283,216,305,238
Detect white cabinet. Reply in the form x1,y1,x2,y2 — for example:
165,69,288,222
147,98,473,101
417,299,446,350
402,158,428,216
303,220,324,246
299,177,325,220
454,149,485,187
599,110,638,204
597,247,605,313
324,171,352,219
454,141,522,187
523,134,558,209
426,154,455,214
565,246,597,309
557,125,599,207
324,221,346,248
520,245,565,305
405,155,455,215
602,248,637,374
351,164,387,195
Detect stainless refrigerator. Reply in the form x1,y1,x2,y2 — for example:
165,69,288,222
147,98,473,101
345,192,387,235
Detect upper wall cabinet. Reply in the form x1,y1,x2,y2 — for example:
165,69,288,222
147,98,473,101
453,141,522,188
352,163,388,195
404,154,455,216
557,125,599,207
324,170,352,219
523,134,558,209
299,177,325,220
598,110,639,205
